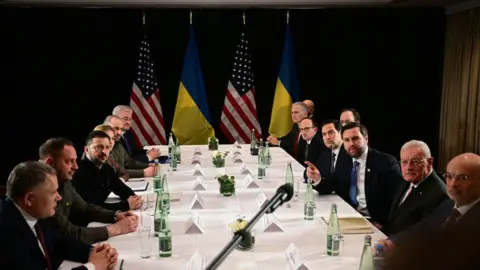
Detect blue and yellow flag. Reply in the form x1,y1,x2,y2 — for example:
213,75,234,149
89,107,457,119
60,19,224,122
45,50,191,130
172,26,215,144
268,24,300,138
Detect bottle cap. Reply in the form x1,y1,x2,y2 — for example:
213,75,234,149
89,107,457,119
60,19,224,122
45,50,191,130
375,243,384,252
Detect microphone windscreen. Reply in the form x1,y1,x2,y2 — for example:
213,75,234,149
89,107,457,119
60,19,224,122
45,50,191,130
277,183,294,202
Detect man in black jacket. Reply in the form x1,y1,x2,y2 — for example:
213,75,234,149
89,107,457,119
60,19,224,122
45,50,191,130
0,161,117,270
72,131,143,215
384,140,447,235
306,122,402,227
296,118,325,166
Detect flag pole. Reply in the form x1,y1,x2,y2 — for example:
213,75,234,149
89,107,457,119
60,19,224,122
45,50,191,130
243,10,246,26
190,9,193,25
142,10,146,25
286,10,290,24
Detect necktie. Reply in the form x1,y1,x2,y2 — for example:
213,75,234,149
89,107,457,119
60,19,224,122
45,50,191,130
400,186,415,206
123,132,132,154
443,208,461,230
304,143,309,161
350,161,359,205
330,152,336,174
292,129,300,156
34,224,53,270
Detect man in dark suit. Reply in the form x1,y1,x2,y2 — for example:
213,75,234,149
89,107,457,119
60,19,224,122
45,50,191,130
378,152,480,263
112,105,161,163
39,137,138,244
303,99,315,119
296,118,325,166
384,140,448,236
267,102,308,158
339,108,361,126
73,131,142,216
0,161,117,270
305,122,402,227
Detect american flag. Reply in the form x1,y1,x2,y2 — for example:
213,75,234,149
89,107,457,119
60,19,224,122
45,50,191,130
129,36,167,146
220,31,262,143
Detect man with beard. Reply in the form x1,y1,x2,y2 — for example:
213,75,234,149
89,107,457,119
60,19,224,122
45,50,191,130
72,131,142,215
306,122,402,228
104,115,155,178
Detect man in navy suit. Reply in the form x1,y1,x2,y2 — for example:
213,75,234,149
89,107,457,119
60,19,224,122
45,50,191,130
0,161,118,270
306,122,403,228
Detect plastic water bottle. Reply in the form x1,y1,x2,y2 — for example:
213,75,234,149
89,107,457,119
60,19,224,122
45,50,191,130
373,243,386,270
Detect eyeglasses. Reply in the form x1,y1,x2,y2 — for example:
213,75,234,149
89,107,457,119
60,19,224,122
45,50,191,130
442,172,469,182
399,158,426,167
299,127,315,132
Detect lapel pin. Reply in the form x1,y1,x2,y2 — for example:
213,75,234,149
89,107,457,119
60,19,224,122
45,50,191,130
367,168,371,172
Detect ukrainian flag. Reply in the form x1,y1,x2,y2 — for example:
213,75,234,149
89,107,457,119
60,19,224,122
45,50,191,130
172,26,215,145
268,24,300,138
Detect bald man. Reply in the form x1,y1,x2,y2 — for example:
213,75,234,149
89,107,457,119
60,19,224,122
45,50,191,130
303,100,314,119
378,153,480,251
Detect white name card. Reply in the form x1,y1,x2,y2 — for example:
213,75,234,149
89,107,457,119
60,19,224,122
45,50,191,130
233,153,243,163
190,191,205,210
256,192,269,208
240,163,252,175
192,164,204,176
192,177,206,191
261,214,284,233
243,174,259,189
191,155,201,165
194,147,202,155
186,250,208,270
185,213,204,235
285,243,310,270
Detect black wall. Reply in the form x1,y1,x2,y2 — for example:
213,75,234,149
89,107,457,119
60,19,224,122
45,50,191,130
0,7,445,182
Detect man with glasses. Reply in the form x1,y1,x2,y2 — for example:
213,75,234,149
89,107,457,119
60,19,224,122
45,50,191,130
112,105,161,163
383,140,447,235
296,118,324,166
104,115,154,178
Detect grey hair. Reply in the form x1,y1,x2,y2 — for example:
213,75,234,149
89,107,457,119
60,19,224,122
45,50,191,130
292,102,308,113
103,115,122,125
112,105,132,116
401,140,431,158
7,161,57,200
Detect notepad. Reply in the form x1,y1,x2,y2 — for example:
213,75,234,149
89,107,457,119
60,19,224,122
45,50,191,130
125,181,149,192
321,216,374,234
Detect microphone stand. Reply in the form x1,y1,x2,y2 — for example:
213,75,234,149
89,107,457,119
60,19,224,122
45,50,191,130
205,191,288,270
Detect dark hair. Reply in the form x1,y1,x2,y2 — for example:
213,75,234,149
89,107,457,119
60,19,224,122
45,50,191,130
299,117,317,128
85,131,111,146
6,161,57,200
340,108,361,122
340,122,368,138
320,119,342,132
39,137,74,159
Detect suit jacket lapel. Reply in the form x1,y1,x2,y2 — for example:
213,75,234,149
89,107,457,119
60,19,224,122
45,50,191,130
389,181,410,219
364,149,374,199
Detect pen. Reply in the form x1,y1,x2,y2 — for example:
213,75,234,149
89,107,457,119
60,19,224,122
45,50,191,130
119,259,124,270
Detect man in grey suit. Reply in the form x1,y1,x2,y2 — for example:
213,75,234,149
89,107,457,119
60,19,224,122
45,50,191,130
39,137,138,244
104,115,154,179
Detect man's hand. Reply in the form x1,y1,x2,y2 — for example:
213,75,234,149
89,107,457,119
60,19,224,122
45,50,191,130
376,238,395,253
143,166,155,177
304,161,321,182
116,211,138,221
127,196,143,210
107,216,138,237
266,135,279,145
147,148,161,161
93,244,118,270
88,244,111,270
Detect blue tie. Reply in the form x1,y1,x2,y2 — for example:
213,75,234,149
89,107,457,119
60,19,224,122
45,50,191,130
350,161,359,205
123,132,132,154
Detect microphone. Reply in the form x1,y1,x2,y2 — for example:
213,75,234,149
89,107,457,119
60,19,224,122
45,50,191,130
266,183,294,214
205,183,294,270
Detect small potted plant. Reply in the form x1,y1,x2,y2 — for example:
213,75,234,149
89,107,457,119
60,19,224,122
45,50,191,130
208,136,219,151
216,174,235,196
228,216,255,251
212,151,229,168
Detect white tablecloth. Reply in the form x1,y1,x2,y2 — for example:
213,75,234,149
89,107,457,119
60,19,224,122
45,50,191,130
62,144,385,270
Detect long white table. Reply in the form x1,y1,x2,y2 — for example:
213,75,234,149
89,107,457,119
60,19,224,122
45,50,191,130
62,144,384,270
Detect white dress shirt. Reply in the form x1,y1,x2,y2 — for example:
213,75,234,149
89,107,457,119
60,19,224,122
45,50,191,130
13,203,95,270
332,147,341,169
456,197,480,216
353,147,369,216
398,169,433,206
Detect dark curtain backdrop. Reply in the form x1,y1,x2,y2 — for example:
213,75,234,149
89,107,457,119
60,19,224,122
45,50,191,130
0,7,445,182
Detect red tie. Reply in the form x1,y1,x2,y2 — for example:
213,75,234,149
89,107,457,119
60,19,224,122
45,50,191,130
34,223,53,270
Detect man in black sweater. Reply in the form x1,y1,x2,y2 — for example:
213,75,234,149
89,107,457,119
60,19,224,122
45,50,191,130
72,131,143,217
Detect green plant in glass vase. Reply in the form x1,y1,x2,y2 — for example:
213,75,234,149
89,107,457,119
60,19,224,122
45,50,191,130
228,216,255,251
208,136,219,151
216,174,235,196
211,151,229,168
